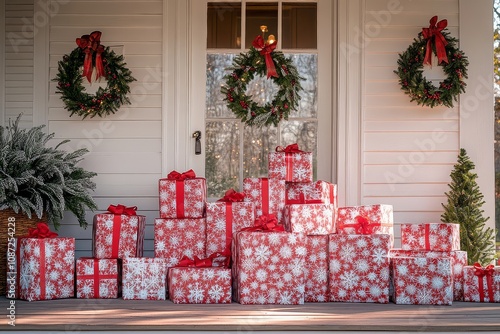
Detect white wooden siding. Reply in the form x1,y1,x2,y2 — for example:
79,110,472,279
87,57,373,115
47,0,163,258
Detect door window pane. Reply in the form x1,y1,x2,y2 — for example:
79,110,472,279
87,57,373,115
245,2,278,49
282,3,317,49
207,3,241,48
206,54,237,118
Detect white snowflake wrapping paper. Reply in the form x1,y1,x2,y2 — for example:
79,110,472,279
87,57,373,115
285,181,337,206
16,237,75,301
268,148,313,182
304,235,329,302
159,176,206,219
463,264,500,302
391,256,453,305
328,234,391,303
154,218,206,267
232,231,307,304
284,203,336,235
389,249,467,301
92,213,146,259
168,267,232,303
206,201,255,264
122,258,167,300
243,178,286,223
76,258,119,299
400,223,460,252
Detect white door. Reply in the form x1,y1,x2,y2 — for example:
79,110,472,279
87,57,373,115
189,0,333,199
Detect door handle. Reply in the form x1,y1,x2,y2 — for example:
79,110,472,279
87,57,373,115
192,131,202,155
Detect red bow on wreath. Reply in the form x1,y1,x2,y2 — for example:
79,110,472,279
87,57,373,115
422,16,449,66
252,35,278,78
76,31,105,83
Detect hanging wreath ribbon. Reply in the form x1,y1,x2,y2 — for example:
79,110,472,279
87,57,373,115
394,16,468,108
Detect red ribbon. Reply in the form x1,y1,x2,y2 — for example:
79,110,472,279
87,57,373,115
167,170,196,218
217,189,245,202
354,216,376,234
473,263,495,302
76,31,104,82
275,143,303,153
79,259,117,298
107,204,137,216
422,16,449,66
167,169,196,180
28,222,58,238
107,204,137,258
40,241,46,300
241,214,285,232
424,224,431,250
261,178,270,215
252,35,278,78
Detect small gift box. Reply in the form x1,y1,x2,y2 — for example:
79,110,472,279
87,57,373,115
337,205,393,242
159,169,206,219
268,143,313,183
329,234,391,303
391,256,453,305
304,235,329,302
285,181,337,206
92,204,146,259
463,263,500,303
76,258,120,299
400,223,460,252
122,258,167,300
243,177,285,223
284,203,336,235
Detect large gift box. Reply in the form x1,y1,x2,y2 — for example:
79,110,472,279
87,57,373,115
304,235,329,302
159,169,206,219
400,223,460,252
232,229,307,304
76,258,120,299
243,177,286,223
154,218,206,267
391,256,453,305
92,204,146,259
329,234,391,303
337,205,393,244
122,258,167,300
168,266,232,304
284,203,336,235
285,181,337,206
463,263,500,302
268,143,313,182
389,249,467,301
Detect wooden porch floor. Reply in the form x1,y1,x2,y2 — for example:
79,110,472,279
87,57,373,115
1,297,499,332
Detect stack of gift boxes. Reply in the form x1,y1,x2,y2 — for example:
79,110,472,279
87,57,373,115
6,143,500,304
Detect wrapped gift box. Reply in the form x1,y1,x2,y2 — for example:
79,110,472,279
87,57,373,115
400,223,460,252
122,258,167,300
391,256,453,305
92,206,146,259
463,264,500,302
168,267,232,304
285,181,337,206
329,234,391,303
304,235,329,302
337,205,393,244
232,230,307,304
154,218,206,267
159,170,206,219
389,249,467,301
76,258,120,299
268,144,313,182
243,178,286,223
284,203,336,235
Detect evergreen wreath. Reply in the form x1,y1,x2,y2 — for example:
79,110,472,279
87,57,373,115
53,31,136,119
221,36,303,127
394,16,468,108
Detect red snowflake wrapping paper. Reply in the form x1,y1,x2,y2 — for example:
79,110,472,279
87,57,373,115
122,258,167,300
400,223,460,252
284,203,336,235
168,267,232,303
243,178,286,223
463,264,500,302
304,235,329,302
159,173,206,219
389,249,467,301
92,212,146,259
328,234,391,303
337,204,393,240
232,231,307,304
154,218,206,267
285,181,337,206
205,201,255,263
268,144,313,182
76,258,120,299
391,256,453,305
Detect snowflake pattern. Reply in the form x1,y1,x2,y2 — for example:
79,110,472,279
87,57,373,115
168,267,231,303
285,181,337,206
400,223,460,252
243,178,285,223
303,235,329,302
463,265,500,302
122,258,167,300
328,234,391,303
76,258,119,299
284,203,336,235
268,150,313,182
159,177,206,219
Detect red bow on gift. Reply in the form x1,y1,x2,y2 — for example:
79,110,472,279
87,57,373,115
27,222,58,238
242,214,285,232
422,16,449,66
107,204,137,216
167,169,196,181
354,216,376,235
275,143,303,153
178,255,214,268
473,263,495,278
218,189,245,202
76,31,105,82
473,262,495,302
252,35,278,78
